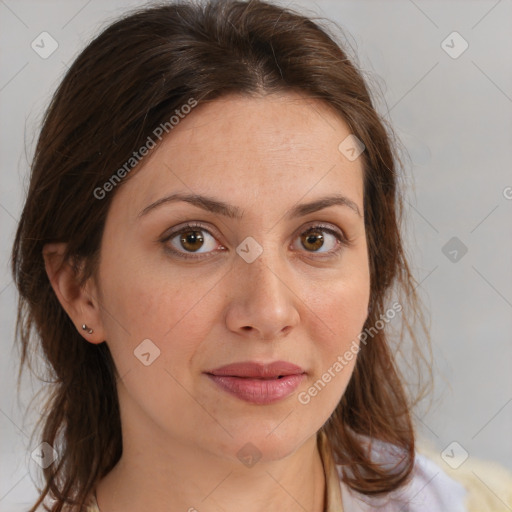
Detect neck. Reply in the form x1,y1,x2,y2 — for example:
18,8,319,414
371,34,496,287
96,437,325,512
95,396,326,512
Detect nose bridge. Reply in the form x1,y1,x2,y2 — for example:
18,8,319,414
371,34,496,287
238,242,287,305
226,239,300,338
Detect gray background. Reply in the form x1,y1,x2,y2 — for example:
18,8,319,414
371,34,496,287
1,0,511,509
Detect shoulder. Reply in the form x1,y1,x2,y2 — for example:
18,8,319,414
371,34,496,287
338,442,512,512
416,442,512,512
339,450,468,511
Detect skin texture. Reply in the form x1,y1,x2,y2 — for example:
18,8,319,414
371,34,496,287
44,93,370,512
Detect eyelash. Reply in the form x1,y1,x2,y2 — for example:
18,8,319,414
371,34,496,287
160,222,350,260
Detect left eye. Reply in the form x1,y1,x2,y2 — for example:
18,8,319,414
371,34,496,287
292,226,342,253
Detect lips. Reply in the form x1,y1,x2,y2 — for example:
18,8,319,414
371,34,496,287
205,361,306,405
208,361,305,379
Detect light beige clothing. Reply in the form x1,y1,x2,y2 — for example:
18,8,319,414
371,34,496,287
416,439,512,512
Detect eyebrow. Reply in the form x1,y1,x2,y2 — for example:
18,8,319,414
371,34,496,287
138,192,362,219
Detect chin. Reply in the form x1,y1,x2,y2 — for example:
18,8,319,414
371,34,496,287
210,417,319,465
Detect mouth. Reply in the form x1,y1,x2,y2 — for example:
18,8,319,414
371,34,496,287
205,361,306,405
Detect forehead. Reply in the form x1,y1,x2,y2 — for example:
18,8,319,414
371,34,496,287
111,93,365,218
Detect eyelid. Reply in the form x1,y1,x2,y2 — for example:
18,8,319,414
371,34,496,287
294,221,348,243
160,221,222,243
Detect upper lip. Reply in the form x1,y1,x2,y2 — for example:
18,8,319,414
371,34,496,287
206,361,305,379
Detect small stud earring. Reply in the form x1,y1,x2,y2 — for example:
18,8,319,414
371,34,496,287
82,324,93,334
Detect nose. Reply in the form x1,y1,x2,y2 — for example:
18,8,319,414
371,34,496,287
224,250,301,341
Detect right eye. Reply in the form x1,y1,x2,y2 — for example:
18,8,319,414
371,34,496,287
162,223,226,259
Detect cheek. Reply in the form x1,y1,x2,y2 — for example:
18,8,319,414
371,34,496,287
305,266,370,343
301,261,369,403
98,270,218,423
98,257,222,374
311,288,368,386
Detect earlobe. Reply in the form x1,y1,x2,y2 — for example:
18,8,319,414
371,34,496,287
42,243,105,344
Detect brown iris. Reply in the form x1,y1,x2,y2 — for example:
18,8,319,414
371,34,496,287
180,230,204,252
301,229,324,251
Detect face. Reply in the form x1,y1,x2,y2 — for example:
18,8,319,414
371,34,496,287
93,93,370,463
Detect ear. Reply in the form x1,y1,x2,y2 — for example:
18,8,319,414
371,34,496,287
43,242,106,344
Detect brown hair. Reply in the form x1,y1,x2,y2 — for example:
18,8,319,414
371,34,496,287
11,0,429,510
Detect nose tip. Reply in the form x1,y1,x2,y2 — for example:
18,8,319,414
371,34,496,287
239,323,293,339
225,255,300,340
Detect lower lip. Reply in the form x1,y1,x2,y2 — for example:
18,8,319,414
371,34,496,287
207,374,305,405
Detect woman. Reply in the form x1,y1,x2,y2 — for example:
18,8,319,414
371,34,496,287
11,1,511,511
